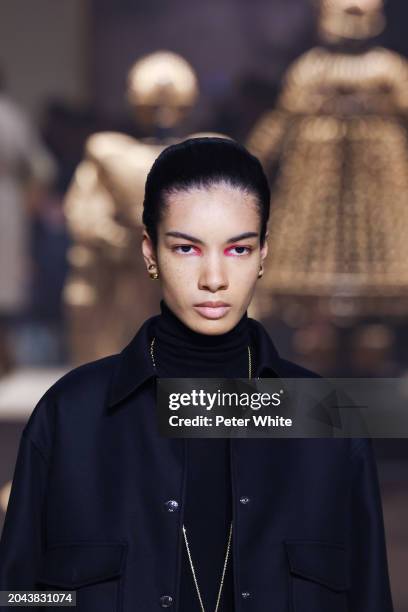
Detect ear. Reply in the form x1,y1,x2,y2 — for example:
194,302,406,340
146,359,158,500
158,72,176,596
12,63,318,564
260,229,269,263
141,228,157,270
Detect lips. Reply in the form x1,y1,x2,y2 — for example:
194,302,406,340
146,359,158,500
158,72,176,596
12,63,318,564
193,302,231,320
195,301,230,308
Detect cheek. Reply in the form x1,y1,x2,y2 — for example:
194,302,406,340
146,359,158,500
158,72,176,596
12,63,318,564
230,268,259,294
160,260,188,285
230,258,260,277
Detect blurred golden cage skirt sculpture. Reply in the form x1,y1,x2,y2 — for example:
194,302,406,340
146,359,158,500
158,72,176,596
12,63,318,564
247,0,408,320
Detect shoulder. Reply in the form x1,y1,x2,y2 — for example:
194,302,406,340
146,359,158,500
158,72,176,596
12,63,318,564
51,353,119,395
277,357,376,464
23,354,120,456
249,317,322,380
85,131,138,161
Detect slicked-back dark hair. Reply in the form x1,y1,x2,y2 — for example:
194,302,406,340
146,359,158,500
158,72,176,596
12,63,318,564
142,137,270,249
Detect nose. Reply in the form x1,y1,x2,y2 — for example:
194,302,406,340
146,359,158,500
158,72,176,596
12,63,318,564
198,253,229,292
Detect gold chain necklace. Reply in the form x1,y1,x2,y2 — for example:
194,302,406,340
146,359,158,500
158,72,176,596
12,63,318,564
149,335,252,611
183,522,233,612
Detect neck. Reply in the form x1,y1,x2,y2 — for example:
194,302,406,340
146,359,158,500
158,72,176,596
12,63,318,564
152,299,251,377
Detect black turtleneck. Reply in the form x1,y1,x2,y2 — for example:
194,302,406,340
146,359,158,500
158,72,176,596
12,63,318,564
153,298,251,377
153,299,252,612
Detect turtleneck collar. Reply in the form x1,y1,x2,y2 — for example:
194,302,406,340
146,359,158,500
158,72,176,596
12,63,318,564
152,299,251,377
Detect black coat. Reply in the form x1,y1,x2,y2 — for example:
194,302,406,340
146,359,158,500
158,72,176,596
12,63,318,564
0,314,394,611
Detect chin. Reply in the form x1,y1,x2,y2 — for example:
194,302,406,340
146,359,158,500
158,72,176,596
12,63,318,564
193,316,234,335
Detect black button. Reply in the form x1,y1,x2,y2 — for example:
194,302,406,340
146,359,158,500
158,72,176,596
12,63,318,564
160,594,173,607
241,591,251,599
239,496,251,505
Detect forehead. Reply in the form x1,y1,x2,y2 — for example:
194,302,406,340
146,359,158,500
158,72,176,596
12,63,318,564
162,183,260,233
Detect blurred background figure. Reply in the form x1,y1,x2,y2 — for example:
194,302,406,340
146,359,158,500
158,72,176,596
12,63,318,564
0,65,56,376
63,50,227,364
247,0,408,374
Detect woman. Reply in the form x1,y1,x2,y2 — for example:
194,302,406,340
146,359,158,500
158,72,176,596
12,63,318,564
0,138,393,611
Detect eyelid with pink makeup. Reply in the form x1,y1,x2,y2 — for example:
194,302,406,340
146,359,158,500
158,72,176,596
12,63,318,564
171,245,253,256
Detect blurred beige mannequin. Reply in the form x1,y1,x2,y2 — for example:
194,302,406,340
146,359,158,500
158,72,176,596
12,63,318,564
64,52,225,364
247,0,408,323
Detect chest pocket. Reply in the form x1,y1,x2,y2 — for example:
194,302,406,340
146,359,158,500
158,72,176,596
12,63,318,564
284,540,351,612
35,541,127,612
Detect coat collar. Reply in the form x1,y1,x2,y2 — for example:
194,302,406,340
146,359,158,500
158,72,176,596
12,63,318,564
107,314,283,410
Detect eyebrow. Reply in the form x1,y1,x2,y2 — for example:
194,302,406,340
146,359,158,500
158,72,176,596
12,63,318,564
164,231,259,245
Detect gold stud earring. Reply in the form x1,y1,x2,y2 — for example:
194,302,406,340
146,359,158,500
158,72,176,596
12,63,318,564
148,264,159,280
258,265,264,279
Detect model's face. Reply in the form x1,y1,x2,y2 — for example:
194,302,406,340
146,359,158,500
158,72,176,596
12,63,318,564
142,182,268,335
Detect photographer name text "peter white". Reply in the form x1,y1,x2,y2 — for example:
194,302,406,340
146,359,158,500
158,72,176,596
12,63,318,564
168,414,293,428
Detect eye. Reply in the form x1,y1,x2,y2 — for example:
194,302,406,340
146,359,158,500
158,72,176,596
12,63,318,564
172,245,200,255
227,246,252,256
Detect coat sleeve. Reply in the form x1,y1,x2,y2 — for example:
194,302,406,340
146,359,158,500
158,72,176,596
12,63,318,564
0,433,48,589
0,390,54,591
348,438,394,612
